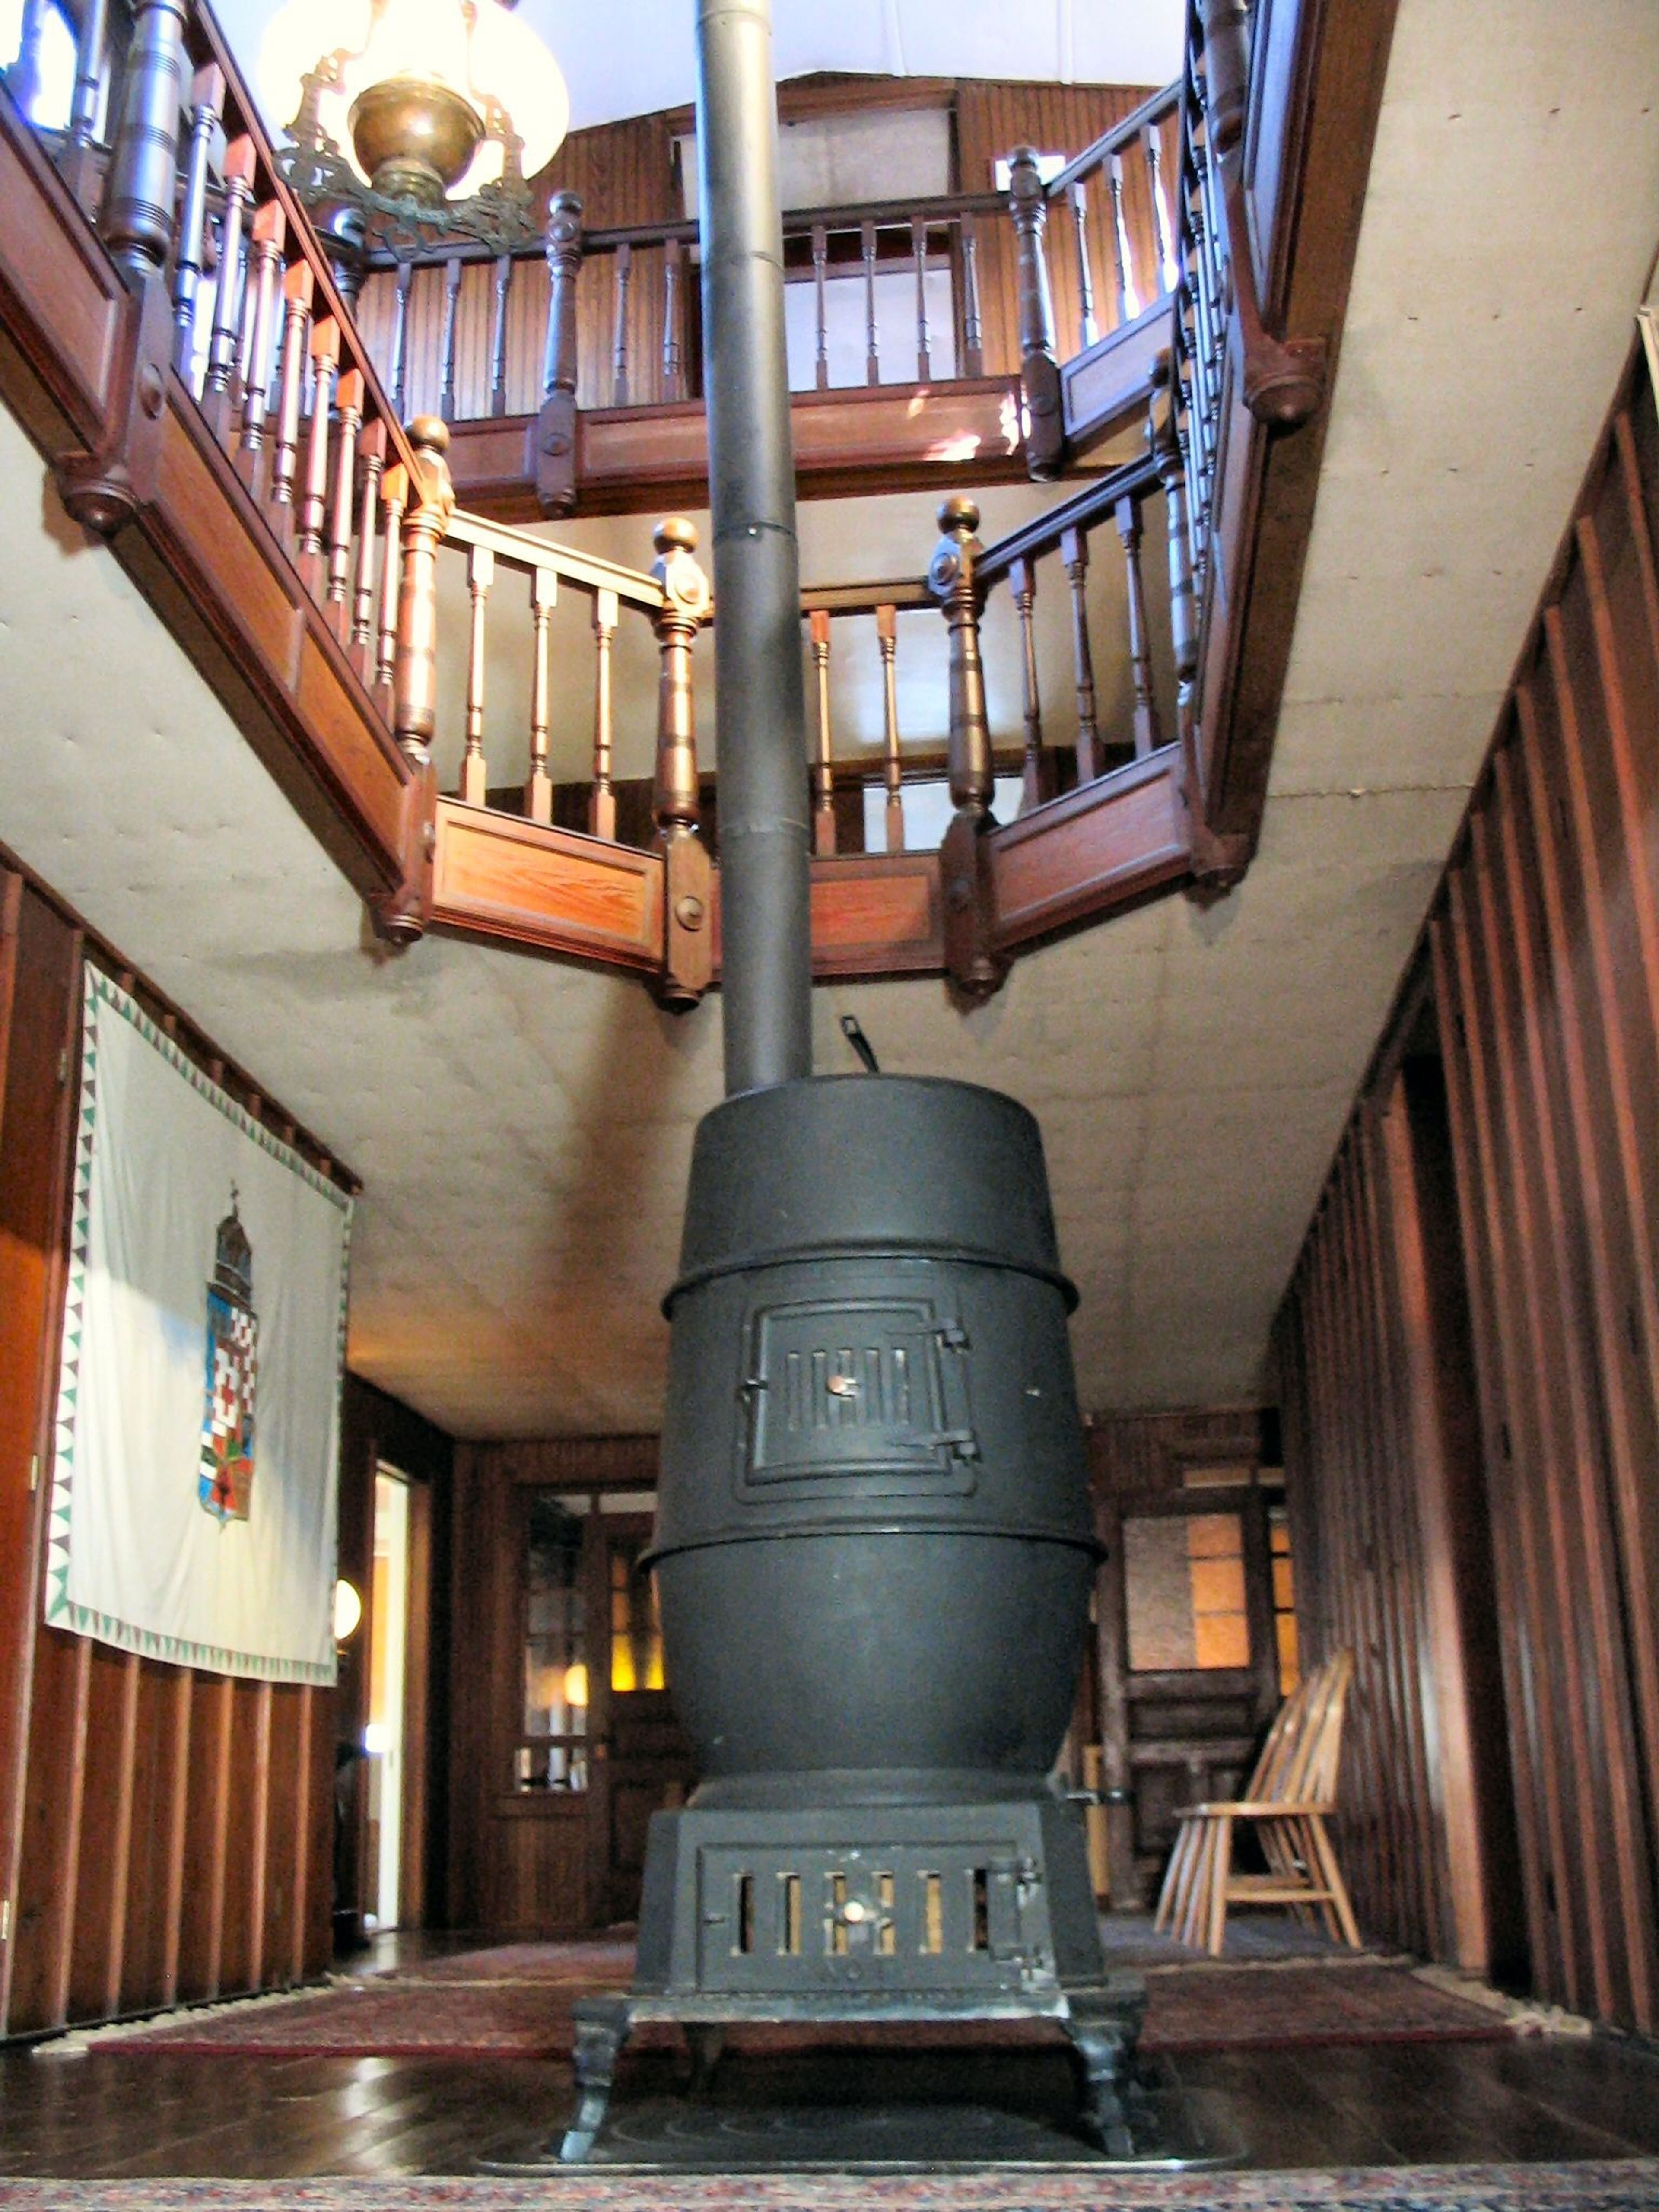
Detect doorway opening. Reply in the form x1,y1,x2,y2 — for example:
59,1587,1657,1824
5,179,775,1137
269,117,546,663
366,1466,410,1932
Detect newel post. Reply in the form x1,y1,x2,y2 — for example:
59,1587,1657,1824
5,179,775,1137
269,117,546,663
394,420,457,765
56,0,181,534
376,419,455,946
530,190,583,516
928,496,1008,1003
1007,147,1063,481
1196,0,1325,427
651,517,714,1009
100,0,187,283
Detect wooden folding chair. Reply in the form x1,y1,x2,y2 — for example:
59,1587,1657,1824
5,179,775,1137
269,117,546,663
1153,1649,1362,1956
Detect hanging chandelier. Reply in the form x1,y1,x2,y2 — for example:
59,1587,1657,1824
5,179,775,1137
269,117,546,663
259,0,569,261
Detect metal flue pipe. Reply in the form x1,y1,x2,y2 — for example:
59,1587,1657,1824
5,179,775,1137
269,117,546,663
695,0,813,1095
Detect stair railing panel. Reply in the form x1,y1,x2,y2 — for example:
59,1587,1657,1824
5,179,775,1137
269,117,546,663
10,0,430,735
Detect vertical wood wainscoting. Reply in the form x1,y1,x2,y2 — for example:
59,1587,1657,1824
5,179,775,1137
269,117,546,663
1274,338,1659,2032
0,858,352,2037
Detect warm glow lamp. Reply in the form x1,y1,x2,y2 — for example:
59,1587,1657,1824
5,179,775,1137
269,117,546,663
260,0,568,259
333,1576,363,1641
562,1662,588,1709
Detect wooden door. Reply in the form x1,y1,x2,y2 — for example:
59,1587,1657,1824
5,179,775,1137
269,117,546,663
591,1518,694,1927
488,1494,693,1935
1095,1482,1283,1905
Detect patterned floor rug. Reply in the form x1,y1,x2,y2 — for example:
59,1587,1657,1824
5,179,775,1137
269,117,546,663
0,2160,1655,2210
93,1956,1508,2063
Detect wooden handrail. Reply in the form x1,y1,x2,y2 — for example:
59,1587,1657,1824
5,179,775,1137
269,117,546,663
1043,83,1180,200
361,190,1011,273
976,448,1163,591
445,510,666,613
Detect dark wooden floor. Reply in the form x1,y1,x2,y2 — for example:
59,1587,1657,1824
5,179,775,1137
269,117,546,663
3,1930,1658,2179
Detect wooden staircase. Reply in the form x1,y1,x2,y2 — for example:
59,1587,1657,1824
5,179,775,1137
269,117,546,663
0,0,1396,1008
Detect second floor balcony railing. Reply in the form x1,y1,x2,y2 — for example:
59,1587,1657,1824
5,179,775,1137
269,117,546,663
0,0,1363,1001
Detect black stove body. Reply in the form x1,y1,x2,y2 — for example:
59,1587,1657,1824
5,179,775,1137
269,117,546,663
553,1077,1147,2160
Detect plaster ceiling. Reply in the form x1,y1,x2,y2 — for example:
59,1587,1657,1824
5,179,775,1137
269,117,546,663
2,0,1658,1438
209,0,1185,139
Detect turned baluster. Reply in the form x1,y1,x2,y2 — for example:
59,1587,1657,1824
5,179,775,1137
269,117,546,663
438,256,462,420
489,254,512,416
809,609,835,856
611,242,632,408
459,542,494,803
171,64,225,378
1069,180,1098,351
388,261,413,421
1146,126,1178,294
1007,147,1061,477
960,215,984,378
347,410,382,669
60,0,109,211
861,220,880,385
201,137,255,441
589,587,619,839
269,261,315,529
295,317,338,593
524,568,556,823
663,237,684,399
393,420,456,766
1009,553,1054,812
99,0,186,284
235,203,286,503
877,602,904,855
376,461,408,699
912,218,931,383
1117,492,1162,758
1108,153,1139,322
1150,359,1198,700
1184,179,1217,493
929,496,992,821
1060,522,1101,782
811,223,830,391
651,518,713,1007
8,0,44,117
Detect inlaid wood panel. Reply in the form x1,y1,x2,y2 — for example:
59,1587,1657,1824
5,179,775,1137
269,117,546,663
1275,339,1659,2032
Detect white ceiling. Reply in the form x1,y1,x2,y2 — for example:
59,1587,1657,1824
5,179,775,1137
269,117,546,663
214,0,1184,140
2,0,1657,1437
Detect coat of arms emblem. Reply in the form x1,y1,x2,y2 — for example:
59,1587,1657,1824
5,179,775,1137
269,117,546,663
200,1189,257,1523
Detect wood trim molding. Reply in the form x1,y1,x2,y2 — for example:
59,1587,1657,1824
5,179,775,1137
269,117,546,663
430,758,1192,985
447,380,1029,522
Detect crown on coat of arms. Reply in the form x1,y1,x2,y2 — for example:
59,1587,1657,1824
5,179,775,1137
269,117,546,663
211,1186,254,1309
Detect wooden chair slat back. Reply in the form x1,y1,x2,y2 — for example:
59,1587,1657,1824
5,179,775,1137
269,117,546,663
1302,1647,1354,1801
1245,1669,1312,1801
1243,1650,1353,1804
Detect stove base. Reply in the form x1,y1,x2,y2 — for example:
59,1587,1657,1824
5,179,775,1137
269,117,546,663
550,1798,1153,2166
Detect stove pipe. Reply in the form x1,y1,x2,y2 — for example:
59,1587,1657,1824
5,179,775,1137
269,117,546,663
696,0,813,1096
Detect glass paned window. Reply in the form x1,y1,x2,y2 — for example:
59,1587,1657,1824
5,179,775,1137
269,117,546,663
1269,1504,1300,1694
609,1542,666,1693
1124,1511,1251,1672
516,1492,588,1791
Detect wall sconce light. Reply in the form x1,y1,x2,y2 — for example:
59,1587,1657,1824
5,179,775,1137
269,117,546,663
333,1576,364,1643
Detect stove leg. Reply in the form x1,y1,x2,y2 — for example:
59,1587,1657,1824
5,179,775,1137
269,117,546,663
557,1994,632,2163
1063,2002,1140,2160
685,2022,727,2091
